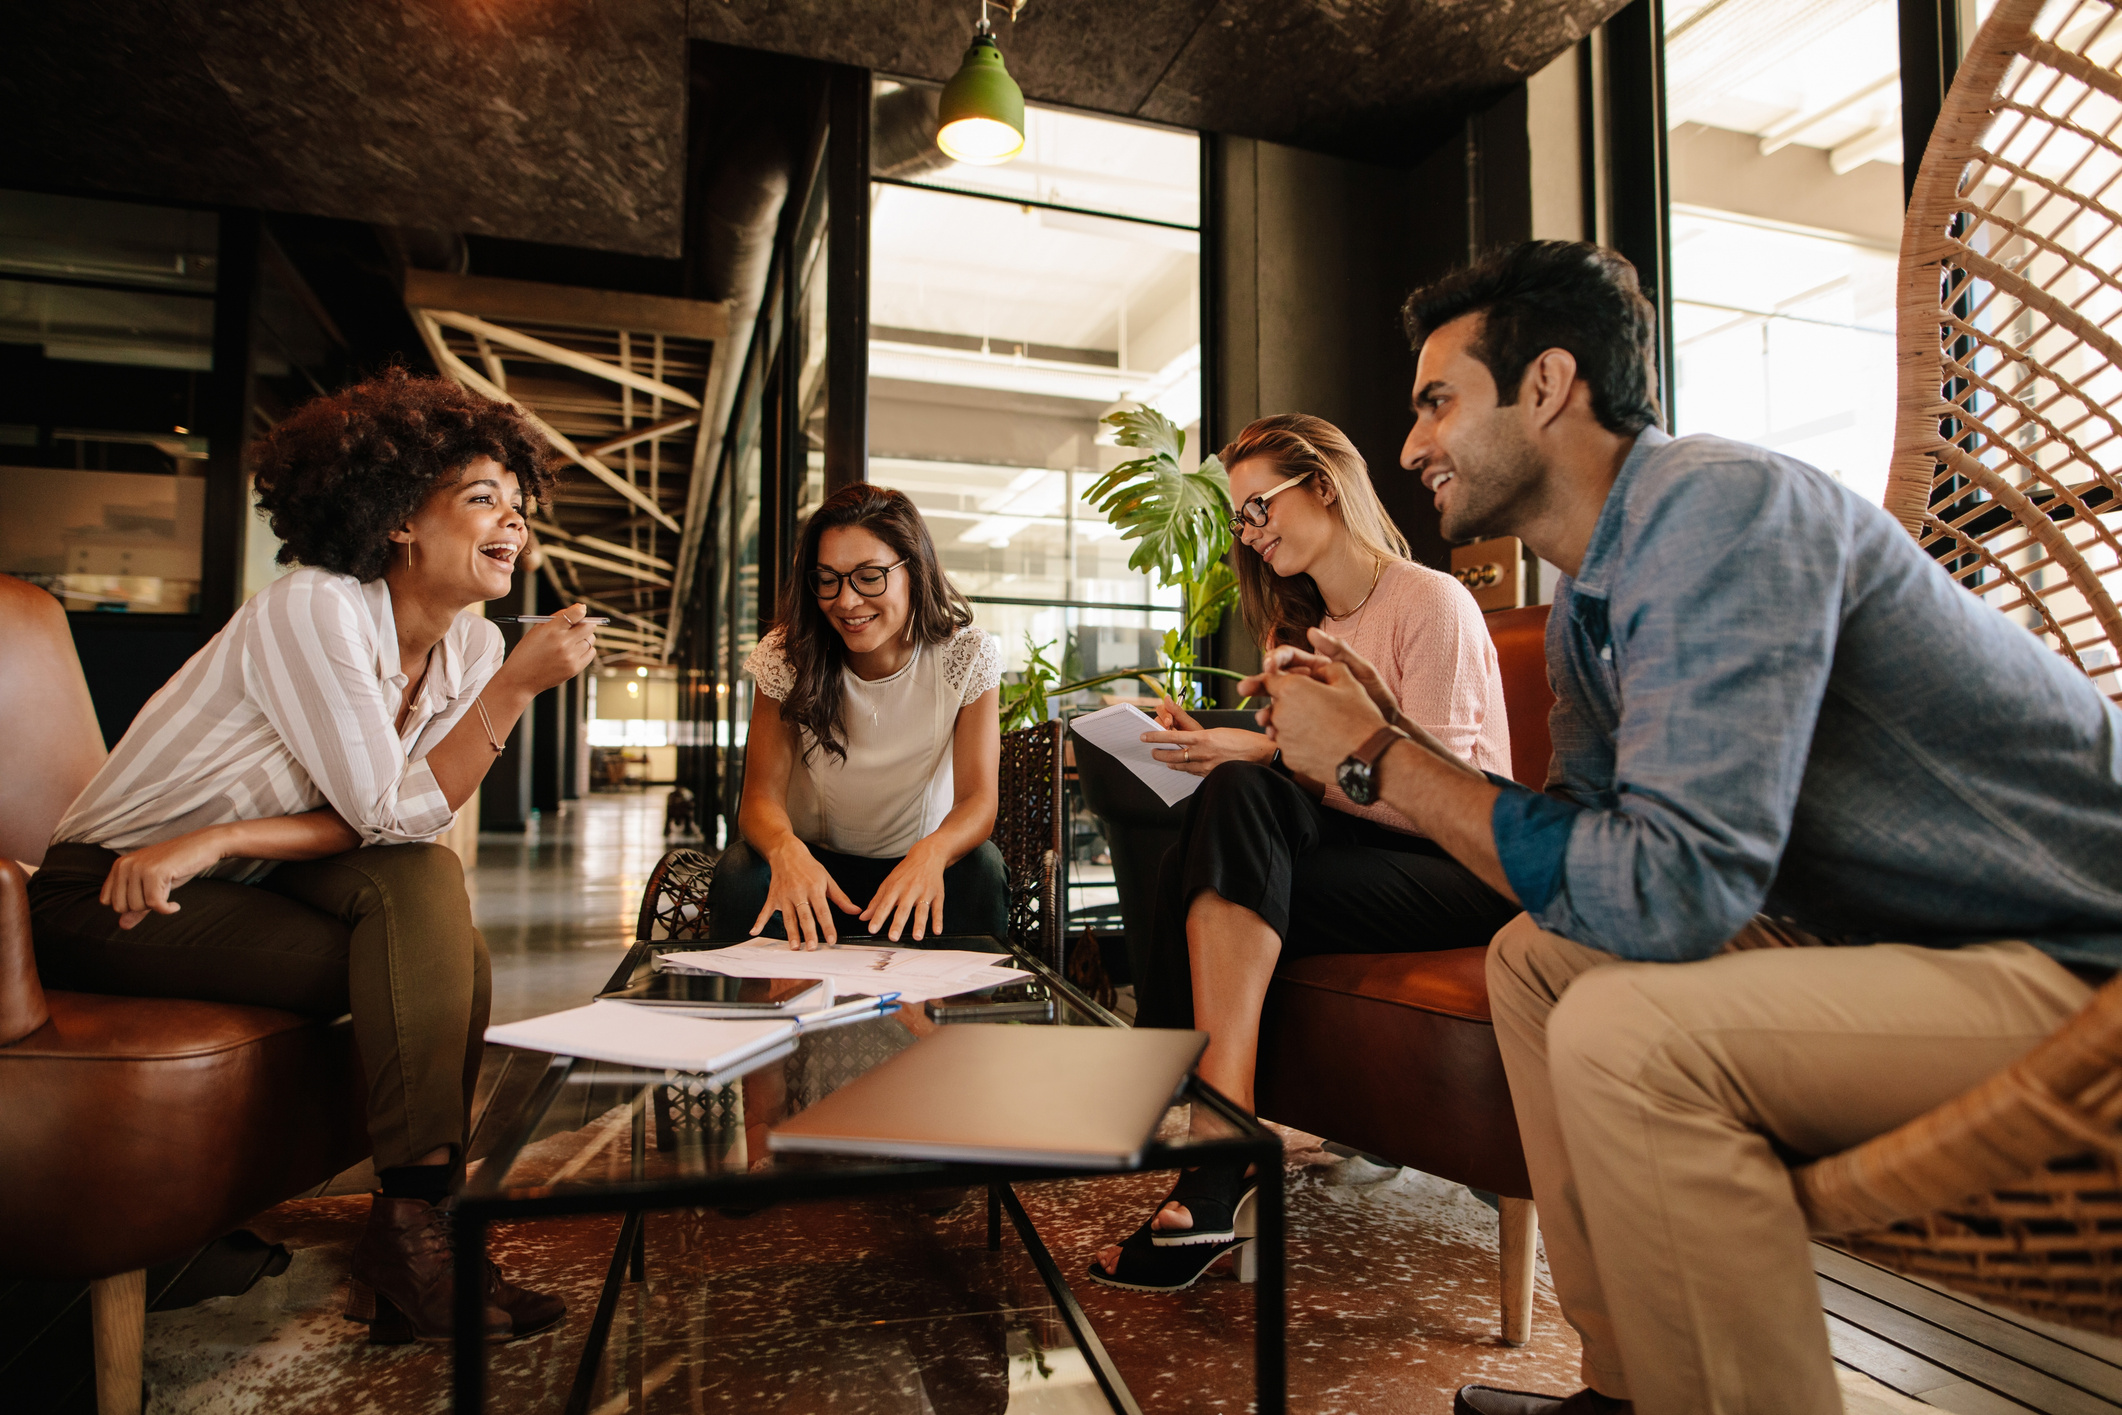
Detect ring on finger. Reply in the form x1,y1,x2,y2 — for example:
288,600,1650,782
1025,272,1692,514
1182,746,1190,764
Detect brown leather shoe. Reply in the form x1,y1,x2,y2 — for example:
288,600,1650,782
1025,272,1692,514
346,1195,513,1344
484,1255,567,1338
1453,1386,1633,1415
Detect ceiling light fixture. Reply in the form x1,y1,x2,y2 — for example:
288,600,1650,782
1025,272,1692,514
937,1,1027,166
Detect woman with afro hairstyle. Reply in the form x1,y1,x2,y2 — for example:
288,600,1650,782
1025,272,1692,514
29,367,593,1344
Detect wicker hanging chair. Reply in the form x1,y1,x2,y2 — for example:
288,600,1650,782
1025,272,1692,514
1792,0,2122,1332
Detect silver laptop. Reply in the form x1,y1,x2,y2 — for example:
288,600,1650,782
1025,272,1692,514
767,1025,1209,1169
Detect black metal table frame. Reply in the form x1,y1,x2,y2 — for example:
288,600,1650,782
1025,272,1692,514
450,940,1286,1415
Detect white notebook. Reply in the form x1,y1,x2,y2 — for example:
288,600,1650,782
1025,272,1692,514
486,1001,796,1072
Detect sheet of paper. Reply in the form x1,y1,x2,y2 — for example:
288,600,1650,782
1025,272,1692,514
1068,702,1200,807
660,944,1029,1005
486,1001,795,1071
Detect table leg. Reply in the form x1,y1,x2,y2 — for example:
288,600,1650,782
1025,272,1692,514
452,1212,488,1415
563,1209,644,1415
998,1185,1143,1415
1253,1142,1286,1415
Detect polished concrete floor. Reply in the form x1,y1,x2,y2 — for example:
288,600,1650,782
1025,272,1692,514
474,788,682,1025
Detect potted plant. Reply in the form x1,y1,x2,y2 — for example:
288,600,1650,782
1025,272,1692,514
997,405,1264,998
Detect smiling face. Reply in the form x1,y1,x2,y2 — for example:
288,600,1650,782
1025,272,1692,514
391,455,526,602
814,524,912,655
1400,314,1549,543
1229,457,1342,580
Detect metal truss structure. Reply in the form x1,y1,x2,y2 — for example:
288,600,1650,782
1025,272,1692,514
404,270,731,664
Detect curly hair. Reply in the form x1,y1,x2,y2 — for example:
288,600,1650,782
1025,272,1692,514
251,366,555,582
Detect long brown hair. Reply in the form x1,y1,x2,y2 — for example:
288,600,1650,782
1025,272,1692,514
771,483,972,762
1224,414,1411,649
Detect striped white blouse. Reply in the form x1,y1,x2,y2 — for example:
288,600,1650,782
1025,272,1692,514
54,568,504,882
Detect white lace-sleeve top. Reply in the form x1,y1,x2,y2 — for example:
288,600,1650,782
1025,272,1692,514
744,625,1001,858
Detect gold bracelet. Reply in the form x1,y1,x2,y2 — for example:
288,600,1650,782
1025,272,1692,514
473,697,507,754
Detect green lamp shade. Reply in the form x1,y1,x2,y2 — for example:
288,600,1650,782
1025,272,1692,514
937,34,1026,165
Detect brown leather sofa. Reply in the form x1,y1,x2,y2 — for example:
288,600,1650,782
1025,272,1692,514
1255,603,1554,1344
0,575,368,1415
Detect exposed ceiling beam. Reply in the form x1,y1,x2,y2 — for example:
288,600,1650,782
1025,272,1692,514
404,269,729,341
582,413,699,459
533,519,675,570
413,311,683,532
539,542,673,586
428,308,702,409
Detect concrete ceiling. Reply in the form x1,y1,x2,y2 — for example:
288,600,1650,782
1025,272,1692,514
697,0,1621,160
1,0,1618,259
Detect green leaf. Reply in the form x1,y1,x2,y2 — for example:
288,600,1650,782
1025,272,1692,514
1085,406,1233,589
998,633,1061,733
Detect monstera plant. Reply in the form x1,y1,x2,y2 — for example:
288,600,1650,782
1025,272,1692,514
999,405,1244,730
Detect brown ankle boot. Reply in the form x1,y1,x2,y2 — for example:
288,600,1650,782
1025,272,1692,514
346,1195,510,1344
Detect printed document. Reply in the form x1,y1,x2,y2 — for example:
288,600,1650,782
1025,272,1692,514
1068,702,1200,807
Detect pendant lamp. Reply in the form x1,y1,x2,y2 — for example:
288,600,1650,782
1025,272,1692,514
936,14,1026,165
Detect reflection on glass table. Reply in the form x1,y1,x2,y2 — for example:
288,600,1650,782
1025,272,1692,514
453,935,1284,1415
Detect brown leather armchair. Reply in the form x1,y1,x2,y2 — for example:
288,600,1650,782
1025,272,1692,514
1255,604,1555,1345
0,575,368,1415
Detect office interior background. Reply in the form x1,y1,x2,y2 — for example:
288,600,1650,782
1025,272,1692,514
0,0,2010,853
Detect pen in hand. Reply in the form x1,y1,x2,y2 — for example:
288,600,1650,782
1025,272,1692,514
499,616,611,625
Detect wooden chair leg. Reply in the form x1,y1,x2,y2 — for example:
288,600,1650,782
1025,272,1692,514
90,1268,145,1415
1499,1197,1536,1346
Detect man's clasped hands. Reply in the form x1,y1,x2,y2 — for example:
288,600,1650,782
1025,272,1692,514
1244,626,1489,788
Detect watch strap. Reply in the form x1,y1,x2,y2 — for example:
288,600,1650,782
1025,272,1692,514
1352,724,1407,769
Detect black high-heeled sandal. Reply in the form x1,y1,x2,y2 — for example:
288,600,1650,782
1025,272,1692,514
1149,1164,1257,1248
1083,1166,1258,1293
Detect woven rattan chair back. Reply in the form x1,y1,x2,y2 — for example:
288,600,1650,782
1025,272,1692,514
1795,0,2122,1332
995,719,1065,969
1885,0,2122,701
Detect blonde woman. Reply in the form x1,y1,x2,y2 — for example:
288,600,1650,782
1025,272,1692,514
1090,413,1515,1292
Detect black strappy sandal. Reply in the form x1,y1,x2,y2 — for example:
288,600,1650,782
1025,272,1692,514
1084,1166,1258,1293
1151,1164,1257,1247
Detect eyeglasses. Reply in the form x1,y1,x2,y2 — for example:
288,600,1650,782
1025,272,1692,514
809,559,907,599
1228,471,1314,535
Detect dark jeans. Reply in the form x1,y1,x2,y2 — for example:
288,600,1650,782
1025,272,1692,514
705,838,1012,945
28,841,489,1170
1137,761,1519,1028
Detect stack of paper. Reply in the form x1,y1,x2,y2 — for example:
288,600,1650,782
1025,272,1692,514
661,939,1029,1005
486,1001,796,1071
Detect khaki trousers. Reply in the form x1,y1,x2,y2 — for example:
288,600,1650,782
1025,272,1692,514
29,841,491,1171
1485,913,2091,1415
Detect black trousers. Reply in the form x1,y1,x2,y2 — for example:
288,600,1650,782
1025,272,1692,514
704,838,1012,945
1136,761,1519,1028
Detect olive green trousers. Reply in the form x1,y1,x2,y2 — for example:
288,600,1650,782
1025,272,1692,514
29,841,490,1171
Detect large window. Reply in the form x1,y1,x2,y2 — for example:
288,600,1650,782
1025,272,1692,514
867,84,1202,692
1662,0,1907,501
0,191,218,613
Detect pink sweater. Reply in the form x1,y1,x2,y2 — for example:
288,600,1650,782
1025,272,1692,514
1310,558,1512,835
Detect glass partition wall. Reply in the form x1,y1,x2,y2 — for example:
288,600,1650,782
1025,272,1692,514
867,82,1203,698
1661,0,1908,503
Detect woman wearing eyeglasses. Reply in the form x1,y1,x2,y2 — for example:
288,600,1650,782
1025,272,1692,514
1090,413,1516,1293
707,483,1007,948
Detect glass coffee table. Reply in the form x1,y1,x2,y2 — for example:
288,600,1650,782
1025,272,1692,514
452,932,1285,1415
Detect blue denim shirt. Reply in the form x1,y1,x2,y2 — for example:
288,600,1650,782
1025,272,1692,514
1489,428,2122,968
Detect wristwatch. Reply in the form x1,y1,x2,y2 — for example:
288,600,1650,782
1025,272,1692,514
1336,725,1408,806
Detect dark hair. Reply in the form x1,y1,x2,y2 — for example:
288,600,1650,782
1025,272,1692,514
1222,414,1409,650
1400,241,1663,436
251,366,553,581
772,483,972,763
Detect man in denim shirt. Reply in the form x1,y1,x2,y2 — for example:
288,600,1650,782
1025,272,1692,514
1248,242,2122,1415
